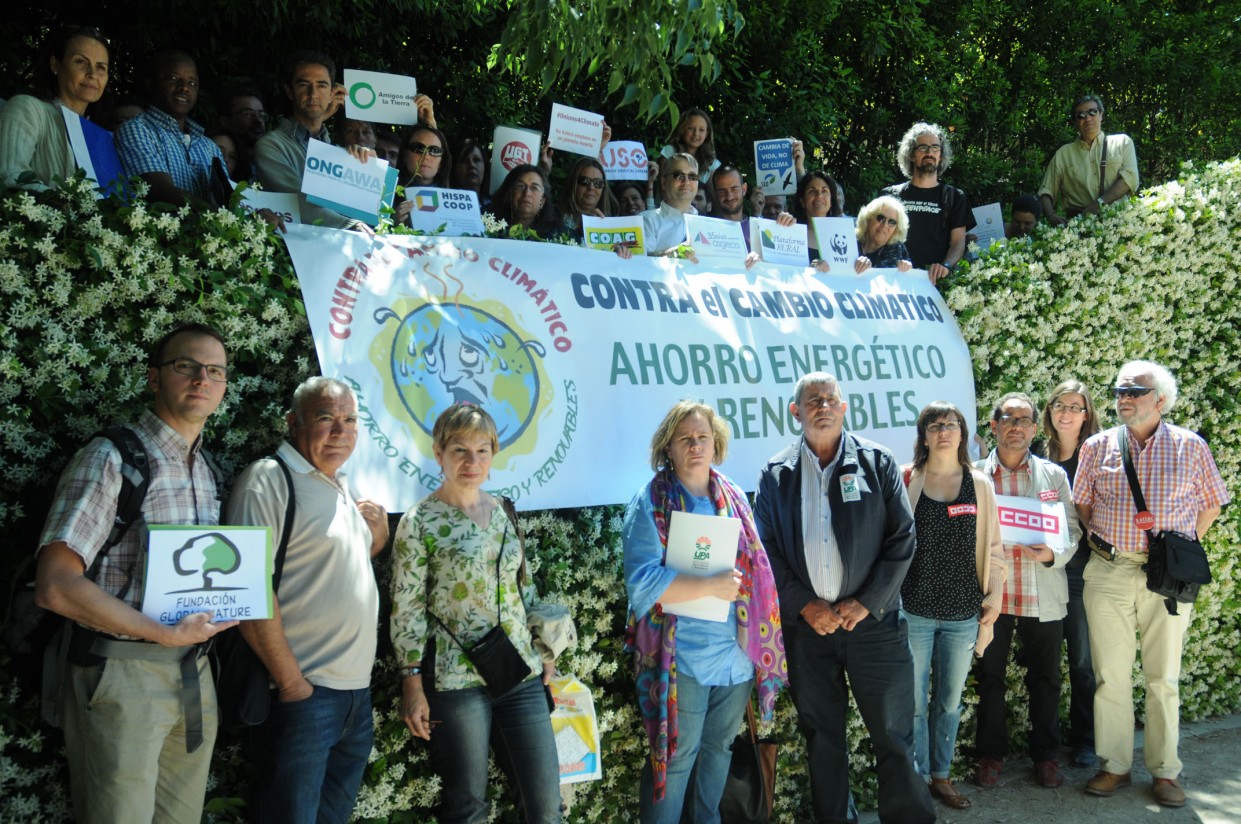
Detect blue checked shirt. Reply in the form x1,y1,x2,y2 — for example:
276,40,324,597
115,107,223,199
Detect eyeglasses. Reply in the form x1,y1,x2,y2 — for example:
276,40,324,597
1112,386,1155,399
997,415,1036,429
1051,401,1086,414
873,215,898,227
666,171,696,183
913,144,942,154
1073,107,1102,120
231,109,267,122
405,142,444,157
801,396,842,410
157,358,231,382
577,176,605,190
926,421,961,433
513,182,545,194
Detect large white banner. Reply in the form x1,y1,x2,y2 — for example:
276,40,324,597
282,226,975,512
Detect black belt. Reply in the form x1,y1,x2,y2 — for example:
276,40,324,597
89,637,210,752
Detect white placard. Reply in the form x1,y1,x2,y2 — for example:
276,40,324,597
994,495,1067,552
343,69,419,125
490,125,542,195
407,187,484,236
240,188,301,225
811,216,859,268
660,511,742,622
302,139,398,225
752,216,809,266
971,202,1005,251
754,138,796,195
600,140,648,182
581,215,646,255
548,103,606,157
684,214,748,268
142,525,273,625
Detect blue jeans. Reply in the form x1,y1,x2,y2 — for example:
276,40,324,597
638,672,752,824
904,611,978,780
1063,565,1096,748
249,685,374,824
428,677,562,824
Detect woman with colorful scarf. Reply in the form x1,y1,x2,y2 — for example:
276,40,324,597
623,400,786,823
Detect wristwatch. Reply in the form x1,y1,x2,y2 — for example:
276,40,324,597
400,665,422,678
1096,196,1106,207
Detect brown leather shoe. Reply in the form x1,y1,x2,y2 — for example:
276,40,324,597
973,756,1003,787
929,778,972,809
1084,770,1132,796
1153,778,1186,807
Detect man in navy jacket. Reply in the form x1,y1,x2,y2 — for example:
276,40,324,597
754,371,933,824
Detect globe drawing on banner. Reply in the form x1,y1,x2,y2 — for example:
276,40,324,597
375,302,546,449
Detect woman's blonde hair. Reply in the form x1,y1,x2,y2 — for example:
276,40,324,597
648,400,730,471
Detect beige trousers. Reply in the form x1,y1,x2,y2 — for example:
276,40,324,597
1083,553,1191,778
61,654,217,824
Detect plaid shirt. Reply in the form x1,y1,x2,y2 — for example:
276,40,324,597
115,107,223,198
987,453,1040,617
39,409,220,622
1075,422,1230,553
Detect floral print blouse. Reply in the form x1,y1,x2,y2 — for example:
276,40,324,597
390,495,543,691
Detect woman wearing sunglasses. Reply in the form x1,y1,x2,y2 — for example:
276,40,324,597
559,156,617,241
854,195,914,273
393,121,452,225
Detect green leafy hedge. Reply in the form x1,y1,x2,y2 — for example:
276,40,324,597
2,161,1238,821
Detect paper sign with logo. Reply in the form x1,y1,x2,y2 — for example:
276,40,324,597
684,214,748,268
661,510,742,622
62,105,125,197
811,216,859,268
581,215,646,255
142,525,273,626
407,187,484,236
302,139,398,225
752,216,809,266
754,138,796,195
240,188,301,225
550,674,603,784
548,103,606,158
994,494,1067,553
490,125,541,195
971,202,1005,251
600,140,648,182
343,69,419,126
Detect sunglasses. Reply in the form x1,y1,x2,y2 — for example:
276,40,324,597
1112,386,1155,399
873,215,898,227
577,176,605,190
406,142,444,157
1074,107,1102,120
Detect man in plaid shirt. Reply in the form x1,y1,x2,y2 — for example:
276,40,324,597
35,323,239,823
972,392,1079,790
1075,360,1230,807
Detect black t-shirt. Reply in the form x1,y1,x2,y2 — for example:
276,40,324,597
883,181,974,268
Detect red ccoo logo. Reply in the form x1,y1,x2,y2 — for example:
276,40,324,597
998,506,1059,534
501,141,531,170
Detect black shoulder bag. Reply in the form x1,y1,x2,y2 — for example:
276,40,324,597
1118,433,1211,616
429,515,533,698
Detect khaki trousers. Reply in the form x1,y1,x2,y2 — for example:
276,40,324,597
62,655,217,824
1083,553,1191,778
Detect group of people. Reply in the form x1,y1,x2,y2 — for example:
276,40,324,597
32,317,1228,824
2,27,1140,279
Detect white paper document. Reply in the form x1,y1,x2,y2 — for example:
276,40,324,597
994,494,1067,552
662,510,741,622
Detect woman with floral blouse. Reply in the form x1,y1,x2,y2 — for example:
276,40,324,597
391,403,562,823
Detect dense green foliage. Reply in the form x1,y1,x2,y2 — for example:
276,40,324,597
4,1,1240,209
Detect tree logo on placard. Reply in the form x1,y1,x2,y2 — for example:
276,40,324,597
349,82,377,109
375,301,547,450
169,532,245,592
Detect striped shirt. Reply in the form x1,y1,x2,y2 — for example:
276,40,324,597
115,107,224,199
800,438,845,603
988,454,1039,617
1074,422,1229,553
39,409,220,621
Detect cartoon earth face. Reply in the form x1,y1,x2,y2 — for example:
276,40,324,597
388,303,542,448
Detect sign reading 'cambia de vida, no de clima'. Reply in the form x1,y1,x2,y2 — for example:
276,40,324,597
283,226,975,512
